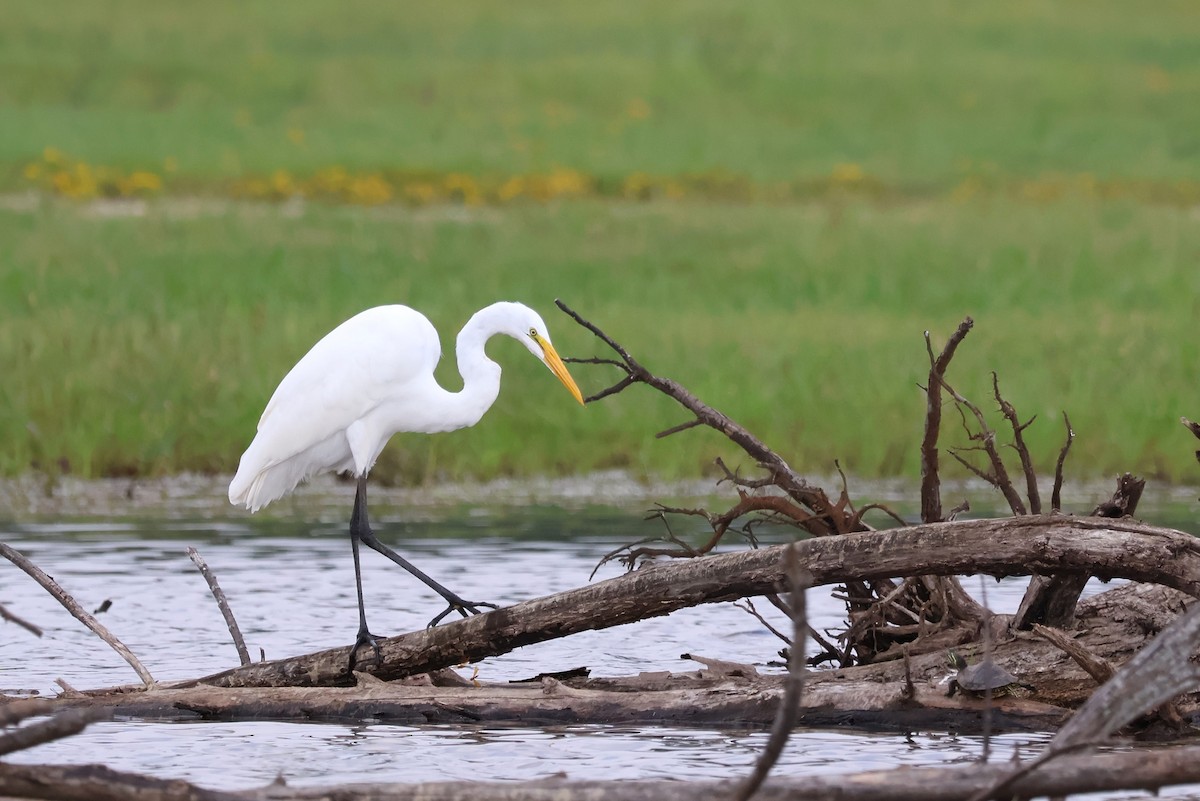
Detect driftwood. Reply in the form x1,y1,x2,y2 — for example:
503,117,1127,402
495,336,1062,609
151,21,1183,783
560,305,1140,669
5,745,1200,801
32,517,1197,739
127,515,1200,691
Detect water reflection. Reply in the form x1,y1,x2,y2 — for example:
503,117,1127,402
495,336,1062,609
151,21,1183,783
0,504,1196,796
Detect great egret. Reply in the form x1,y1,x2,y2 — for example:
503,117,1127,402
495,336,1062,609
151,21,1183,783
228,301,584,668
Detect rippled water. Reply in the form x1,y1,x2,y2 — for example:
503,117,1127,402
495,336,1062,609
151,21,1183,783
1,503,1196,797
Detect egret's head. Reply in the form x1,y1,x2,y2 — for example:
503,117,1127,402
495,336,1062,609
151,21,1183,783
503,303,585,405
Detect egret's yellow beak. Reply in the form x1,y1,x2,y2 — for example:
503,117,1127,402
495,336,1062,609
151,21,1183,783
535,335,585,405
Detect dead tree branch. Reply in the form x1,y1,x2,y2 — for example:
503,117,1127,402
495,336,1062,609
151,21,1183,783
1051,411,1074,512
187,547,251,666
0,600,43,637
920,318,974,524
937,375,1026,515
556,299,837,533
0,541,155,687
735,548,810,801
1183,415,1200,447
993,372,1040,514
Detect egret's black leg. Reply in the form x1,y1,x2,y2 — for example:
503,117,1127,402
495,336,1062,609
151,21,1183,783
348,479,382,672
351,476,497,633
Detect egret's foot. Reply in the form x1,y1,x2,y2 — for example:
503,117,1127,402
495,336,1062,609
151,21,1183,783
427,597,499,628
347,628,384,673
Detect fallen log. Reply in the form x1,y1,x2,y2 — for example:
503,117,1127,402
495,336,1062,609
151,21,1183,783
33,516,1196,735
181,515,1200,690
39,667,1070,732
42,582,1176,733
6,744,1200,801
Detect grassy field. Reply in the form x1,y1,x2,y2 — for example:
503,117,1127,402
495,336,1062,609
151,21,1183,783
2,2,1198,488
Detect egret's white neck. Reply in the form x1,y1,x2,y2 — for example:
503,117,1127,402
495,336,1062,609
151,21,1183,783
438,304,511,431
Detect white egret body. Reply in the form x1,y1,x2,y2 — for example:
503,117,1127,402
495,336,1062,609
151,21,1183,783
228,301,583,668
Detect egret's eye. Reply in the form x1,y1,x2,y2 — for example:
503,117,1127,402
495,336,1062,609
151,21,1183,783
529,328,538,338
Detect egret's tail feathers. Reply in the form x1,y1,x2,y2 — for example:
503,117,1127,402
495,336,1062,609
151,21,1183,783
229,458,310,513
229,432,355,512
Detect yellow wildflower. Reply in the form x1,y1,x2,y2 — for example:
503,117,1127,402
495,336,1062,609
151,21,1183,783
348,174,393,205
497,176,525,202
544,168,589,198
830,163,865,185
626,98,652,120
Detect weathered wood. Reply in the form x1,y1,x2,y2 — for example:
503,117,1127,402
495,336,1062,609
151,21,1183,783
967,586,1200,801
44,671,1068,733
181,515,1200,689
1013,572,1090,629
920,317,974,524
1092,472,1145,518
1053,596,1200,749
7,745,1200,801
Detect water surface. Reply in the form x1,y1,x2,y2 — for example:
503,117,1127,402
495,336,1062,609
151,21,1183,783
1,501,1196,797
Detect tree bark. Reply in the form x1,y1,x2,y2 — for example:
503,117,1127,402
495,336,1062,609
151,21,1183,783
37,517,1196,736
169,515,1200,690
6,745,1200,801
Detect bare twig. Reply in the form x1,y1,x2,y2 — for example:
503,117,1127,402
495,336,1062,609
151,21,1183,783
735,546,810,801
1030,623,1115,684
0,541,155,687
732,597,791,645
556,299,831,521
1051,411,1074,512
1183,416,1200,443
187,546,251,666
920,317,974,524
936,374,1027,515
992,373,1040,514
0,600,43,637
656,418,703,439
947,448,998,485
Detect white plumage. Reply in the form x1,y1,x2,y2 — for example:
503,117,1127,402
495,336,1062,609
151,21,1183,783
227,301,584,666
229,302,582,511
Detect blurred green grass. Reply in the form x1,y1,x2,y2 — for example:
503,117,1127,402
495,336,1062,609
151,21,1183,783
3,197,1197,484
1,1,1198,487
2,1,1197,185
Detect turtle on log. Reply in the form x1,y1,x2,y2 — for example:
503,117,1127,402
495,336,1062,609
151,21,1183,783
945,650,1036,699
